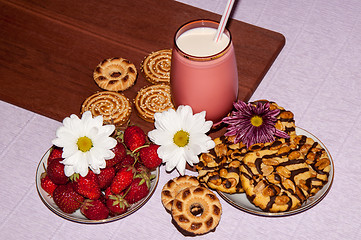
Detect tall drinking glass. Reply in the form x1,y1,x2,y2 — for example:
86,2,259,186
170,19,238,124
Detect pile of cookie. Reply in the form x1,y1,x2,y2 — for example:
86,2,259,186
161,175,222,236
81,49,174,126
196,101,331,213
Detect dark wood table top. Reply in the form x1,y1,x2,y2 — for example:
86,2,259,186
0,0,284,134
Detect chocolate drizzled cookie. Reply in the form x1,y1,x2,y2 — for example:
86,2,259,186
239,134,331,213
196,136,246,193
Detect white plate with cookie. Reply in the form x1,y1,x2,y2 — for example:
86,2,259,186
36,148,160,224
217,127,334,217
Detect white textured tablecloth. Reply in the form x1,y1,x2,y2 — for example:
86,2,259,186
1,0,361,239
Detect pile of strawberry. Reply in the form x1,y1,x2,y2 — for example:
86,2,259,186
40,125,162,220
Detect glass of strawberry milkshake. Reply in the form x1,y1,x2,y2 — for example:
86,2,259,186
170,19,238,125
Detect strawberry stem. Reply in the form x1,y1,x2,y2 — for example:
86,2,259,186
122,184,132,198
131,144,150,154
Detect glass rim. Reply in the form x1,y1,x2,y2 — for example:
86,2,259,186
173,19,232,61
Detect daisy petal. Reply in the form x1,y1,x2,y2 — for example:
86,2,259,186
176,158,187,175
158,144,180,162
63,165,75,177
148,129,173,146
164,152,181,172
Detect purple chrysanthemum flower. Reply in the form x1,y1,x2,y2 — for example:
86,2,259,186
222,101,289,148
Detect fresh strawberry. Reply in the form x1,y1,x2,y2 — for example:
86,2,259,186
121,154,136,166
104,187,113,200
40,172,58,196
124,177,150,204
97,167,115,190
134,163,151,177
98,192,107,205
139,144,162,169
114,154,135,172
80,199,109,220
107,142,126,168
106,193,129,216
47,146,63,166
53,183,84,214
71,171,101,200
123,125,146,152
110,166,135,194
47,158,68,185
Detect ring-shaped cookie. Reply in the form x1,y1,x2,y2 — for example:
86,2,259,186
81,91,132,126
93,57,137,91
161,175,200,212
171,186,222,235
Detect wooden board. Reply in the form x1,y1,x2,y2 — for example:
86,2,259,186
0,0,285,134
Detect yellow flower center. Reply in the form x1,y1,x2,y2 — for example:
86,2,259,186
250,116,263,127
77,136,93,152
173,130,190,147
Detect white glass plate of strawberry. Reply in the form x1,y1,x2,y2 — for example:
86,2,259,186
36,125,161,224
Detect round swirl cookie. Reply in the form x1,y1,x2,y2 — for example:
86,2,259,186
171,186,222,235
141,49,171,84
134,84,174,122
81,91,132,126
93,57,137,91
161,175,200,212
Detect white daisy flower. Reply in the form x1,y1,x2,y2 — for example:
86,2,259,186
52,111,117,177
148,105,215,175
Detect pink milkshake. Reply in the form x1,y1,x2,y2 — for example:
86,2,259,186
170,19,238,124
